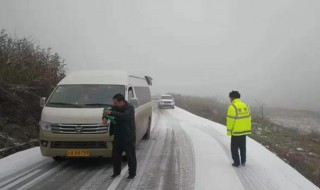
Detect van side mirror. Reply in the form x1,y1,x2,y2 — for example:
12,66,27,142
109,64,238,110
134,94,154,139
40,97,46,107
144,76,153,86
129,98,139,108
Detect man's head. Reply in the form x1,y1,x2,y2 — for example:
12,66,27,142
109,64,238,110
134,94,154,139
229,91,241,102
113,93,126,108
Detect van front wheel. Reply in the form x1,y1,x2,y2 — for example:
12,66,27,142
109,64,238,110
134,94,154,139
143,118,151,140
52,156,64,162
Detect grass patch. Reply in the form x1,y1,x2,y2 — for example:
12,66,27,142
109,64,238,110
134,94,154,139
251,116,320,187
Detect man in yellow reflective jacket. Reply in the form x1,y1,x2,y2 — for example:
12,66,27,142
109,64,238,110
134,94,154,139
226,91,252,167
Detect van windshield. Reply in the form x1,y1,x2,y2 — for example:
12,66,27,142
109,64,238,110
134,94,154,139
46,85,125,108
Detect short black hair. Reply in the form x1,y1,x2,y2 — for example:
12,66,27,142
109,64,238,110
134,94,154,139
229,91,241,99
113,93,125,102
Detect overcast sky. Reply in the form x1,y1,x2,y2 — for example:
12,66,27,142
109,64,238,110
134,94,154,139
1,0,320,111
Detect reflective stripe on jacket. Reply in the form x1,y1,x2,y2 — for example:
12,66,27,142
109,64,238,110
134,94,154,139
226,99,252,136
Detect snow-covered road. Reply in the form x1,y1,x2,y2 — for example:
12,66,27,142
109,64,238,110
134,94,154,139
0,107,318,190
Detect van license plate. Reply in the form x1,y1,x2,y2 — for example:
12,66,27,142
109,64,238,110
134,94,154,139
67,150,90,157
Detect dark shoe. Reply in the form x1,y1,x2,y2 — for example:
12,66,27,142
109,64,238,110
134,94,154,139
110,173,120,179
241,162,246,166
126,175,135,181
232,163,240,167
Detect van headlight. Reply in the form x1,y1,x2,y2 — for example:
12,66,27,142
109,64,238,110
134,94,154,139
39,121,51,131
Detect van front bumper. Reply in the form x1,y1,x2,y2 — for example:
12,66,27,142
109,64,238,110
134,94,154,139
39,130,114,158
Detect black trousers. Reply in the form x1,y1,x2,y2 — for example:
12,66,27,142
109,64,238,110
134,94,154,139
231,135,246,164
112,141,137,176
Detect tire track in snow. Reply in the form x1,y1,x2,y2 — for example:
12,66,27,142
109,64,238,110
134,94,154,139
162,110,195,190
27,159,113,190
116,109,194,190
0,161,69,190
0,159,51,188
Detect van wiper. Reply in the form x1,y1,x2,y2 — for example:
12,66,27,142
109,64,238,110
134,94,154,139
83,103,112,107
48,102,83,108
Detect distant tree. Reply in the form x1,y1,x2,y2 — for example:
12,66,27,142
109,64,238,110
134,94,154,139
255,100,265,119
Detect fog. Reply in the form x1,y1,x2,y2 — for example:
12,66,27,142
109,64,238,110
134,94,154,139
1,0,320,111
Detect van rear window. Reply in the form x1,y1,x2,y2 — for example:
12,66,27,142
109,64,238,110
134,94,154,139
134,86,151,105
47,85,125,108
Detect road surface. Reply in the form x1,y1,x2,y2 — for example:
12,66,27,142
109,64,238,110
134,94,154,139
0,107,318,190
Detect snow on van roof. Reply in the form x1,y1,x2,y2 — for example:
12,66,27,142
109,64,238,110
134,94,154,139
58,70,129,85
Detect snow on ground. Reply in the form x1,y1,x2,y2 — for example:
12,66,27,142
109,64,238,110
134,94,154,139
266,109,320,134
169,107,319,190
0,147,48,178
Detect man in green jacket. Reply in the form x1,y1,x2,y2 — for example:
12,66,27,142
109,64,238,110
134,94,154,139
103,93,137,180
226,91,252,167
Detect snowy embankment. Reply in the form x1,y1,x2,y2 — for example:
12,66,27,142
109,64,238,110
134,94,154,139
167,107,319,190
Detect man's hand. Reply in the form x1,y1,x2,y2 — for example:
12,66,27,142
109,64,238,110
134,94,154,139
102,118,108,124
104,110,112,115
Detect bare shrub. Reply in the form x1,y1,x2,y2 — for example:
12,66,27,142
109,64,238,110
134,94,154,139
170,93,227,123
0,29,66,147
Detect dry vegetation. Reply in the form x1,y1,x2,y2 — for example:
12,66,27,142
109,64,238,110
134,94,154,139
171,93,228,123
0,30,66,157
172,94,320,188
251,116,320,187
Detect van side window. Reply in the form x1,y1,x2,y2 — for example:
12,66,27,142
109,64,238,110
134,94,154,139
134,86,151,106
128,87,134,100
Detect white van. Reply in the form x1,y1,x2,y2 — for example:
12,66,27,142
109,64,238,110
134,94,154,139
39,70,152,161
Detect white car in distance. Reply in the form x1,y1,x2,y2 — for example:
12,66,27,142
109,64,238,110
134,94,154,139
158,95,175,109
